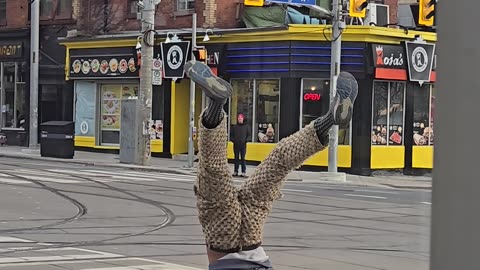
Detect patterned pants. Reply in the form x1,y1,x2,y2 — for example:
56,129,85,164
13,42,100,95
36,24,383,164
195,113,326,252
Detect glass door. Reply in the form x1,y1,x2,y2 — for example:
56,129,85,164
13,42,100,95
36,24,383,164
0,62,25,129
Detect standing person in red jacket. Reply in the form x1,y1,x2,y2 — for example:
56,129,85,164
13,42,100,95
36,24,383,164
231,113,251,177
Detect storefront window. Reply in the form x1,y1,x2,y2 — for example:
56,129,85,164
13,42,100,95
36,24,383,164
372,81,405,146
0,62,26,129
230,79,254,141
301,79,351,145
413,84,435,146
255,80,280,143
99,84,138,145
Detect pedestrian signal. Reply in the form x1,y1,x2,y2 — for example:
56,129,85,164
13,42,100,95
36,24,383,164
244,0,264,7
349,0,368,18
419,0,436,26
193,48,208,64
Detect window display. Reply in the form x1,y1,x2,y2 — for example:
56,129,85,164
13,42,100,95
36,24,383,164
388,82,405,145
100,84,138,145
255,80,280,143
300,79,351,145
0,62,26,129
372,81,405,146
413,84,435,146
301,79,330,128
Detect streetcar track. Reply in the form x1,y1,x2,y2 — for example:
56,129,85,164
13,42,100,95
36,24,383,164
0,171,88,234
0,163,176,255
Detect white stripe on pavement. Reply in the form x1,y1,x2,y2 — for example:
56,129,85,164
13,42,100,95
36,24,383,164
421,201,432,205
355,189,399,195
282,188,312,193
0,237,34,243
344,194,387,200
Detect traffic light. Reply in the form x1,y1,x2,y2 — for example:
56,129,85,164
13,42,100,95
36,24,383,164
244,0,263,7
349,0,368,18
193,48,207,64
419,0,436,26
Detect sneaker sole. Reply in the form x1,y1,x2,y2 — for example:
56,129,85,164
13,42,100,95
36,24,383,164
333,95,353,128
332,72,358,127
185,61,232,100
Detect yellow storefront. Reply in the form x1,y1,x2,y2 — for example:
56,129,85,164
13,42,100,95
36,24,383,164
61,25,436,174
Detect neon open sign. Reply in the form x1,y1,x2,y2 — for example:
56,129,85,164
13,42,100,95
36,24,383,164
304,93,321,101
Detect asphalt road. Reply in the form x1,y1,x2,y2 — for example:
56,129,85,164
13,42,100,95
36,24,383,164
0,157,431,270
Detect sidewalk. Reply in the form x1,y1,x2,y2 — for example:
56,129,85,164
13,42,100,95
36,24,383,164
0,146,431,189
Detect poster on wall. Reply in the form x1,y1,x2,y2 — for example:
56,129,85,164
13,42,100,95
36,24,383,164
371,125,388,145
101,86,122,130
149,120,163,140
258,123,275,143
389,126,403,145
121,85,138,98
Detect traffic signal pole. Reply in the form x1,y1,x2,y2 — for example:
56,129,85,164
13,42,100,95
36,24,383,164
328,0,345,173
29,0,39,149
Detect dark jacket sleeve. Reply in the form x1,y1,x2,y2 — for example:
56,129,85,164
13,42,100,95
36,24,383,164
230,125,235,142
246,125,252,142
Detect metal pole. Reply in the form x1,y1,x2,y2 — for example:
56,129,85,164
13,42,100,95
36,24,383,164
187,13,197,168
328,0,343,172
29,0,39,149
137,0,155,165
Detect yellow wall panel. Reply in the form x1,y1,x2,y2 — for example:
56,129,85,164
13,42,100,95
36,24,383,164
227,142,352,168
151,139,164,153
412,146,434,169
171,80,190,155
74,136,95,148
371,146,405,169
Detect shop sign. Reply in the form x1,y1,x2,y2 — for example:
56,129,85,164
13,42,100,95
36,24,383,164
0,42,23,60
206,52,220,66
405,36,436,85
160,40,190,80
70,55,139,78
372,44,406,69
303,93,321,101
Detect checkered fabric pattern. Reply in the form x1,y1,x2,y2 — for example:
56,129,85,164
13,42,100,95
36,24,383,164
195,112,325,251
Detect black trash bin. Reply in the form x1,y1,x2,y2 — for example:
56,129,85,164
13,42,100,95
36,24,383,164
40,121,75,159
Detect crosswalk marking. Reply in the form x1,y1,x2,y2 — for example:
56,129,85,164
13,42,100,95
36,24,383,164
0,236,203,269
0,168,197,185
0,237,203,269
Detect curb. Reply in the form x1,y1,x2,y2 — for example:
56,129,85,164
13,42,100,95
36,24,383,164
0,153,197,176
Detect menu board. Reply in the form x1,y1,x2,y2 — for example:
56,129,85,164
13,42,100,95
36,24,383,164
121,85,138,98
70,56,139,78
101,85,122,130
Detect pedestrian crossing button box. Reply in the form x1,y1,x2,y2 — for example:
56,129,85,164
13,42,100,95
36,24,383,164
40,121,75,159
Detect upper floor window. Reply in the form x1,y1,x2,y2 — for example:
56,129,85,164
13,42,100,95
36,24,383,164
128,0,139,17
0,0,6,25
177,0,195,11
39,0,72,20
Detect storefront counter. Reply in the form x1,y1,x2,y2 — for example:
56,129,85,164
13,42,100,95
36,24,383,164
227,142,352,168
412,146,434,169
75,136,164,153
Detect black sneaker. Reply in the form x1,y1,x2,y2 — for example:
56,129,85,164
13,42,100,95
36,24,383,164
331,72,358,128
232,173,239,177
184,60,232,101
